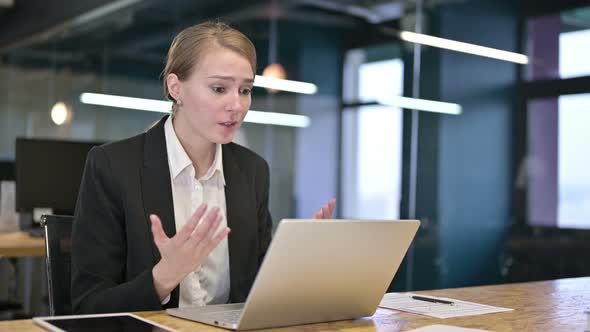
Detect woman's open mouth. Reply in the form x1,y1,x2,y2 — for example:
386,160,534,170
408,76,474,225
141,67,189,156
220,121,238,128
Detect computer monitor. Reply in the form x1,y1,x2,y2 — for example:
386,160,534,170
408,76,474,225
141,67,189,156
0,160,15,181
15,138,104,216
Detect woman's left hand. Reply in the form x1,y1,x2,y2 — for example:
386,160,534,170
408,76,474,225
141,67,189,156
311,199,337,219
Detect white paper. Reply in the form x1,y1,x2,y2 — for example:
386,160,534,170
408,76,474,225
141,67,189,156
379,293,513,319
407,325,492,332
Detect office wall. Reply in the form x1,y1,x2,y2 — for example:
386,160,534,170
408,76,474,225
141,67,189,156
400,0,518,290
251,21,342,220
0,65,163,157
436,0,517,287
293,24,342,218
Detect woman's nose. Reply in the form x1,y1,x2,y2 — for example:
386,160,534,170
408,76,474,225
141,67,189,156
226,92,246,112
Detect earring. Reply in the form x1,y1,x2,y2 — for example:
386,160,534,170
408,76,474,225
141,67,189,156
177,99,183,106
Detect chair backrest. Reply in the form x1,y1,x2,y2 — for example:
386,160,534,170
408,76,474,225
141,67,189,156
41,214,74,316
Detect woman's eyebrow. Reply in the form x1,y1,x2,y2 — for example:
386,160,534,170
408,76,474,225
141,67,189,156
207,75,255,83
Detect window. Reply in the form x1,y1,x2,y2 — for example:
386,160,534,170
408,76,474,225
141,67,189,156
526,6,590,80
559,29,590,79
526,94,590,229
341,50,403,220
524,5,590,230
557,93,590,228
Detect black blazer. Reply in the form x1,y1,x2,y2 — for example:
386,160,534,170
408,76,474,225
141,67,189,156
71,115,273,314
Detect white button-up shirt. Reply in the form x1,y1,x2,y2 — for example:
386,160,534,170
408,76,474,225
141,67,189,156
163,116,230,307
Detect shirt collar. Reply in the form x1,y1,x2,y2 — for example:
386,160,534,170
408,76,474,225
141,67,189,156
164,116,225,186
203,143,226,185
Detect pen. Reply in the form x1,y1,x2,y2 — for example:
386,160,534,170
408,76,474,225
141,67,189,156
411,295,455,306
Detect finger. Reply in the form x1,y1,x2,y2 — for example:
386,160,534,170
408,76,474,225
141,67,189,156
203,213,224,244
150,214,169,246
188,207,220,245
328,199,336,218
188,209,220,252
194,214,224,252
205,228,231,253
312,211,321,219
321,205,329,219
177,204,208,242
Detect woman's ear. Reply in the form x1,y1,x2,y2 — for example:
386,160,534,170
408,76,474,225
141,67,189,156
166,73,182,102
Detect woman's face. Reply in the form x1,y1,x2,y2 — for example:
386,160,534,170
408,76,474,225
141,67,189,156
171,45,254,144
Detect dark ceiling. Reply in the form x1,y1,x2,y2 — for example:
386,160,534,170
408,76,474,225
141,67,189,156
1,0,589,82
0,0,408,81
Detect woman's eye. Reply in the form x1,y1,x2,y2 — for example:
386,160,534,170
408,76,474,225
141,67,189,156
212,86,226,94
240,88,252,95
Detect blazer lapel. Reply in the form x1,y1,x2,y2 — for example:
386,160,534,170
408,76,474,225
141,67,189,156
140,115,179,306
223,144,254,302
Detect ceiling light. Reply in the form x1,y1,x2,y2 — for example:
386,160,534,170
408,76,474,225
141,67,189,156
398,30,529,64
79,93,311,128
254,75,318,95
50,102,71,125
377,96,462,115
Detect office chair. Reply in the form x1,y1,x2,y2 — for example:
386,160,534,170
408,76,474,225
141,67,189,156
0,295,23,320
41,214,74,316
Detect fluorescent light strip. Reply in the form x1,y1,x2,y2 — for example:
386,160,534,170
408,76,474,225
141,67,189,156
254,75,318,94
80,93,171,113
377,96,462,115
399,30,529,64
245,110,310,128
80,93,310,128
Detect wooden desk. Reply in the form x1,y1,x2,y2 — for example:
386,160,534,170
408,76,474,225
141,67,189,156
1,277,589,331
0,232,45,257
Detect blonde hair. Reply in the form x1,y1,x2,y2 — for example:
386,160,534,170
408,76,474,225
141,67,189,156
162,21,257,115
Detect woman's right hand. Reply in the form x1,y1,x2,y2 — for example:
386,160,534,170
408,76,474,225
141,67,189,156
150,204,231,302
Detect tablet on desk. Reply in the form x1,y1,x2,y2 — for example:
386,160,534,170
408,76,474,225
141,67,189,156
33,313,175,332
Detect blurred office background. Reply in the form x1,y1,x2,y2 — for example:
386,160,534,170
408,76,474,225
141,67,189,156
1,0,590,319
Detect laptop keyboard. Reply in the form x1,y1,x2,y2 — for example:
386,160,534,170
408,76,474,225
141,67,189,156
203,309,243,324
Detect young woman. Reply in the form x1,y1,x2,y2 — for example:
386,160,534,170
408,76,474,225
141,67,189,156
71,21,336,314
